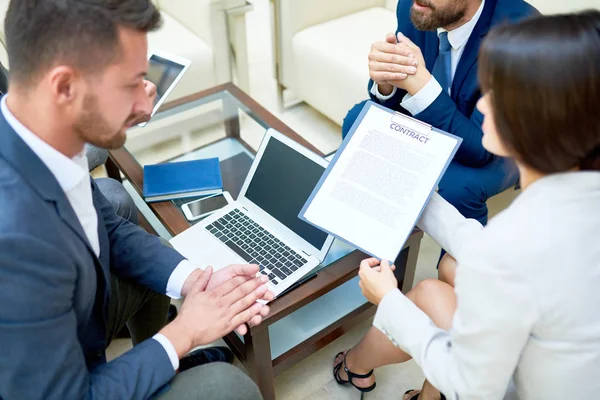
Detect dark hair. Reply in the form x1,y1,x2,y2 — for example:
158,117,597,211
5,0,162,86
479,10,600,172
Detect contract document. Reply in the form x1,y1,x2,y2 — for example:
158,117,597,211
300,101,461,261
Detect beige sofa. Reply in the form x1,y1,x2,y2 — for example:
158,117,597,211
272,0,600,127
149,0,253,98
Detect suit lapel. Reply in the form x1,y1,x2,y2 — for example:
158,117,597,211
92,186,112,320
0,106,107,277
92,183,111,274
451,0,497,98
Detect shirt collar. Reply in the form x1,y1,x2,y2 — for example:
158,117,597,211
1,96,87,192
437,0,485,50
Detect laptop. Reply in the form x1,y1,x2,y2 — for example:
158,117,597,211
139,51,191,127
170,129,335,297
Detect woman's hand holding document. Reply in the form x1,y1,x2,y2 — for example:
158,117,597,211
358,258,398,305
300,101,461,261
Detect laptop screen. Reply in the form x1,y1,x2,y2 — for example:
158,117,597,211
244,137,329,250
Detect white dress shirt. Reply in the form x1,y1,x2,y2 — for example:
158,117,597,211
373,172,600,399
1,97,199,371
371,0,485,115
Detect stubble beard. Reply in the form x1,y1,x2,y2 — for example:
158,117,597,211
74,93,129,150
410,0,468,31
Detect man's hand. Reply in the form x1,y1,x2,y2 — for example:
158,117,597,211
358,258,398,305
181,264,274,334
208,263,274,333
160,267,270,358
129,80,157,125
393,33,433,96
369,32,419,96
206,264,261,292
181,268,203,298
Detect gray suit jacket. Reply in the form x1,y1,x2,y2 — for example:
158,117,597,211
0,108,186,399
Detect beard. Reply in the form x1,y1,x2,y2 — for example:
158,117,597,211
74,93,135,150
410,0,468,31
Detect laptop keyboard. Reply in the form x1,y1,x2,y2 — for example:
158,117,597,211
205,209,308,286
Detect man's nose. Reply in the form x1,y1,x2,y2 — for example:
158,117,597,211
134,90,153,116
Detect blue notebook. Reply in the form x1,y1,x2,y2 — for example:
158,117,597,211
143,158,223,202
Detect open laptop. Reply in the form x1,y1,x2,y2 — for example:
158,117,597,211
139,51,191,127
170,129,335,297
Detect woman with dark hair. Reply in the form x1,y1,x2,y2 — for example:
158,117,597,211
333,10,600,400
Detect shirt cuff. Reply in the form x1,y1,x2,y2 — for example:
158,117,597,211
373,288,440,356
370,83,397,100
153,333,180,371
166,260,202,299
401,77,443,116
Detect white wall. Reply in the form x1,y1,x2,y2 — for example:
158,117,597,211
527,0,600,14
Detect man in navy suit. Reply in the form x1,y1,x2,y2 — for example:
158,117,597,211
0,1,272,399
343,0,538,281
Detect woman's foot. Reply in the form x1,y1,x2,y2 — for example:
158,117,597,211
333,350,376,390
404,389,421,400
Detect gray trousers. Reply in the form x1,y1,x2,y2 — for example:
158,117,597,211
96,177,139,225
156,363,263,400
106,274,170,345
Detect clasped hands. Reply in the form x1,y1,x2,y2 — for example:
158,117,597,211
163,264,274,356
369,31,432,97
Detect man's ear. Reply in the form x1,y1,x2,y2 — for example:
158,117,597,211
48,66,79,106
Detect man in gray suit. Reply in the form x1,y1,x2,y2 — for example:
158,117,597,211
0,1,272,399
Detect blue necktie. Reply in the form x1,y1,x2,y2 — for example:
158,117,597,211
432,32,452,94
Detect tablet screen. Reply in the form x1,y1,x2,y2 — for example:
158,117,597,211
141,52,190,126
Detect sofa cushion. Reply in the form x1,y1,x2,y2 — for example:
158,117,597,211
155,0,213,45
148,11,216,101
292,7,397,126
386,0,398,11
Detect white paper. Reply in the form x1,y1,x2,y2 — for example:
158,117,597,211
302,105,459,261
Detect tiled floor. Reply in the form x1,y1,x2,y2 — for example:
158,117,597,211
107,0,519,398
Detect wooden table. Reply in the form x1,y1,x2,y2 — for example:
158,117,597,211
108,83,423,400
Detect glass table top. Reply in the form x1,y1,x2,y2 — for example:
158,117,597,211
119,87,355,274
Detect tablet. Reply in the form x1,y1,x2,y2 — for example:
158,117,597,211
140,51,191,127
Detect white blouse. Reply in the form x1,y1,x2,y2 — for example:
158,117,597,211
373,172,600,400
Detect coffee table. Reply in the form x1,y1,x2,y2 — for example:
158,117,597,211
107,83,423,400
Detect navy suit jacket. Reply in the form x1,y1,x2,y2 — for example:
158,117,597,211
369,0,538,167
0,110,186,399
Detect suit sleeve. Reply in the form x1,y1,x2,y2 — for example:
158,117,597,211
416,192,484,260
373,234,537,399
0,234,175,400
368,78,409,113
373,260,535,400
92,180,185,294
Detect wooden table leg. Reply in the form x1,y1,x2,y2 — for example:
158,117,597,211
105,156,123,183
246,328,275,400
401,233,422,293
223,95,241,139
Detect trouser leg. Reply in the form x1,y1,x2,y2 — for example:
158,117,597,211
106,275,170,346
436,157,518,262
156,362,263,400
95,177,139,224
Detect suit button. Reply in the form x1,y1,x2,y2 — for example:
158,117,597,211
96,351,103,358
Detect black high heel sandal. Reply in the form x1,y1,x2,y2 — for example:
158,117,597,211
404,389,447,400
333,351,376,399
